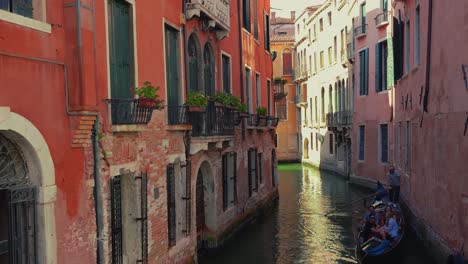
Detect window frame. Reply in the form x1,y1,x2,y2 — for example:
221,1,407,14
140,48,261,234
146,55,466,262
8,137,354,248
358,125,366,161
221,51,232,94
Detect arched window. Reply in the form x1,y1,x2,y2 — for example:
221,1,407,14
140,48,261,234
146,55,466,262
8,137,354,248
342,79,346,112
334,82,338,114
0,133,37,263
328,85,333,114
321,87,325,122
203,42,215,96
188,34,201,92
282,49,292,75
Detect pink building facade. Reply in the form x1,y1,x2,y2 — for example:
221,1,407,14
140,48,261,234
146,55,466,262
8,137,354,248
352,0,468,261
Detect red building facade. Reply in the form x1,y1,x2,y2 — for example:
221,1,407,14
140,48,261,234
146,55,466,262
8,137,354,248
0,0,276,263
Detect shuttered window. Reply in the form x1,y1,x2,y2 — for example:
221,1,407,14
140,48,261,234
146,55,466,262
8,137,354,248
248,149,258,197
222,54,231,93
0,0,33,18
282,50,292,75
111,176,123,264
258,153,264,184
358,125,365,160
253,0,258,39
264,14,271,52
375,40,388,92
359,48,369,95
222,153,238,211
243,0,250,32
380,124,388,163
166,164,176,247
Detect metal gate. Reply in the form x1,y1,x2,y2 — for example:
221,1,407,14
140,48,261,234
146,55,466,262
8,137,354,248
137,172,148,263
110,176,122,264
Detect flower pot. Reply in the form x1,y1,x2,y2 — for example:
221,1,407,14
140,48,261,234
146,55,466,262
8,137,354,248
188,105,204,112
238,112,250,118
138,98,158,109
213,102,224,107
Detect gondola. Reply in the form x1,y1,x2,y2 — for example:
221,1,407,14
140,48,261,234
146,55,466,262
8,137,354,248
355,190,406,264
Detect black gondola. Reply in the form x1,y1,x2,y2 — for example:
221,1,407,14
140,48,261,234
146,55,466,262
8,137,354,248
355,186,406,264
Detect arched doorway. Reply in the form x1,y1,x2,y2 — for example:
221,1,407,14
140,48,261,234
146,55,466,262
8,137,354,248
203,43,215,96
188,34,201,92
0,133,37,263
195,161,216,248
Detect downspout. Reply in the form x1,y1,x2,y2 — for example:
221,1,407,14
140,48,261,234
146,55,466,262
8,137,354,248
238,0,246,140
422,0,433,113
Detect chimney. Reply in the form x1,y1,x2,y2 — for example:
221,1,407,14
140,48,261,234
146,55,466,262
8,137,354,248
291,11,296,21
272,12,276,20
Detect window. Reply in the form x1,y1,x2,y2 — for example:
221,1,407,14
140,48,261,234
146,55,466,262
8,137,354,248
242,0,251,32
328,12,332,26
0,0,43,20
267,80,271,115
187,34,201,93
398,122,402,166
321,88,325,122
314,52,317,73
313,24,317,39
320,51,324,69
311,133,314,150
248,149,259,196
315,132,319,150
340,29,345,56
314,96,318,125
380,124,388,163
329,134,334,154
308,29,311,43
359,48,369,95
415,3,420,66
405,121,411,174
204,43,215,96
297,24,300,34
319,18,323,31
245,67,253,113
358,125,365,160
309,98,313,125
222,152,237,211
309,55,312,75
328,47,332,66
165,24,182,108
278,31,287,35
360,3,366,28
271,150,278,187
381,0,388,13
166,165,176,247
303,138,309,159
264,13,271,52
258,152,264,184
334,36,337,63
405,20,411,74
222,54,231,93
375,40,388,92
256,73,261,108
275,98,287,119
253,0,258,39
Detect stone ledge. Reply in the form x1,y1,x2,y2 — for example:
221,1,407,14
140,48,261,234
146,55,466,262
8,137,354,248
165,124,192,131
111,125,148,133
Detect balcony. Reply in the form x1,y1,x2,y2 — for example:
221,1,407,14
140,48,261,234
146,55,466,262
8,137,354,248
326,111,353,127
268,117,279,128
185,0,230,40
274,82,288,101
167,105,190,126
375,12,390,28
189,102,237,137
107,99,161,125
354,24,367,38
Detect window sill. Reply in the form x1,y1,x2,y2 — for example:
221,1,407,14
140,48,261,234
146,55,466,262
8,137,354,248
112,125,148,133
376,21,389,29
0,9,51,33
166,124,192,131
376,90,390,94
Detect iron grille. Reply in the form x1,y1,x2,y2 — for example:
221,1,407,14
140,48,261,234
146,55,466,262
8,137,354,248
354,25,367,37
375,12,389,26
247,114,260,127
8,187,37,264
184,160,191,236
111,176,123,264
232,152,238,203
107,99,156,125
166,164,176,247
222,155,228,211
268,117,279,128
258,116,268,127
0,134,29,189
137,172,148,264
167,105,189,125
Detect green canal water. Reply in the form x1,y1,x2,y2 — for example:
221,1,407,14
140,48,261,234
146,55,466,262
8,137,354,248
200,164,435,264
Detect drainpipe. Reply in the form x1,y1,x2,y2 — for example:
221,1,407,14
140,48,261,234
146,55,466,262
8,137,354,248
237,0,246,140
422,0,433,113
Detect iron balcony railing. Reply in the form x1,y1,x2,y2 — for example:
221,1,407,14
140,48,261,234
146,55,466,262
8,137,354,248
189,102,236,137
107,99,157,125
354,24,367,37
268,117,279,128
375,12,389,27
326,111,353,127
167,105,189,125
247,114,259,127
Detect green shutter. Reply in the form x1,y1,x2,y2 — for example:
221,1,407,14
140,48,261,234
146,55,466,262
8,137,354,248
365,49,369,95
12,0,33,18
165,26,180,106
109,0,133,99
375,43,381,92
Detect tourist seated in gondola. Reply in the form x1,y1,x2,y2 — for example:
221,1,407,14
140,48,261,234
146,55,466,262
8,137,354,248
364,205,379,222
360,214,377,243
376,212,400,241
384,205,393,224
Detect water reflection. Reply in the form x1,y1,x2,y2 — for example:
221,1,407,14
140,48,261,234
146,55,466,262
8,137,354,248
200,164,434,264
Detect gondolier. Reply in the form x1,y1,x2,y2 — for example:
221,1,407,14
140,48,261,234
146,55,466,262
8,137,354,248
387,166,401,205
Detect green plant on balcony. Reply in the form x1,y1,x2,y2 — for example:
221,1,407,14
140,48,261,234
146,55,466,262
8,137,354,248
134,81,164,109
210,92,241,108
185,91,208,112
256,106,267,116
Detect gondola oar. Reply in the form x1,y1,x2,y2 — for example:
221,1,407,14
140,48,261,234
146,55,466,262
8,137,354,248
324,192,379,217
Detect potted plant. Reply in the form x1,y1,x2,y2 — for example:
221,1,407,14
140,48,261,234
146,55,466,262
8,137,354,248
210,92,230,107
236,103,249,117
185,91,208,112
256,106,267,116
134,81,164,109
256,106,268,126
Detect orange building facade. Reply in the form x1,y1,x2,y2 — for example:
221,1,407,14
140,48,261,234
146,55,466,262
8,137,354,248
0,0,276,263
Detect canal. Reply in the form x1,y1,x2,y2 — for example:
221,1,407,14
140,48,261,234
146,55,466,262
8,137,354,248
200,164,435,264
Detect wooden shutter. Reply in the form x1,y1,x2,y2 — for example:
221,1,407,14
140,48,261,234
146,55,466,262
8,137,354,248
222,55,231,93
375,43,381,92
283,52,292,75
166,164,176,247
265,14,270,52
258,153,263,184
138,172,148,264
364,49,369,95
381,125,388,162
165,25,180,106
247,150,252,197
222,155,228,211
253,0,258,39
359,126,365,160
254,150,259,190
